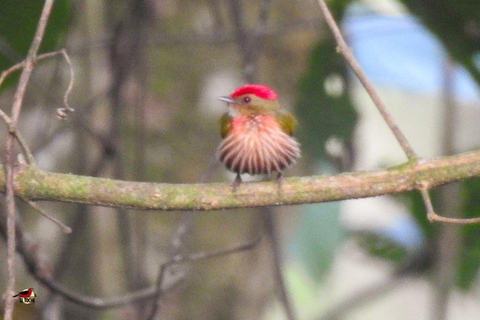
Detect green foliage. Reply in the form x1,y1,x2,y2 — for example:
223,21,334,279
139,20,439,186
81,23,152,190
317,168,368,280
356,231,410,264
406,191,438,241
0,0,70,88
457,178,480,289
368,180,480,291
295,37,358,161
400,0,480,85
405,180,480,290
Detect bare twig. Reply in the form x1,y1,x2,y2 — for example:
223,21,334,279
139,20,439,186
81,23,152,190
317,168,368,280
146,212,193,319
10,48,76,120
21,198,72,233
428,214,480,224
0,49,75,162
9,3,54,124
420,185,480,224
0,50,75,97
419,179,480,224
0,109,34,164
0,203,175,310
0,207,259,310
315,0,479,225
0,47,74,317
316,0,417,160
264,210,297,320
169,235,260,264
53,49,75,119
0,49,75,165
146,236,260,319
31,89,112,158
0,49,75,122
60,49,75,111
3,1,55,319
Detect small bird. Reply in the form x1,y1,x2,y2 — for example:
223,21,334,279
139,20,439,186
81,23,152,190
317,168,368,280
216,84,301,190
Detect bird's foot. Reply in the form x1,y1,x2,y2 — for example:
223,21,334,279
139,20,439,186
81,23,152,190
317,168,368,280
232,173,242,192
276,172,283,192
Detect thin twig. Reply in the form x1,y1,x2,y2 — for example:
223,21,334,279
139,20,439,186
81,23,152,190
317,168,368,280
0,109,34,164
419,186,437,220
0,49,75,120
21,198,72,233
3,1,55,319
55,49,75,119
315,0,470,225
428,215,480,224
316,0,417,160
0,208,259,310
0,51,69,88
0,204,175,309
146,235,261,319
419,182,480,224
170,235,260,264
264,210,297,320
9,4,54,124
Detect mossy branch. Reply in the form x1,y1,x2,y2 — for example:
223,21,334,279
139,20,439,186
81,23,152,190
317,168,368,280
2,150,480,211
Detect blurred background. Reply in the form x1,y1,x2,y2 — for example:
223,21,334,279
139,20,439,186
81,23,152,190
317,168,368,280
1,0,480,319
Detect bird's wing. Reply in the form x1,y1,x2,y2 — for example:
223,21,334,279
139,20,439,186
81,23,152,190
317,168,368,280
220,113,232,138
16,289,30,297
276,112,296,136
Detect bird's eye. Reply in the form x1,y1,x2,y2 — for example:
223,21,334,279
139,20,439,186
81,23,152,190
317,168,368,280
243,97,251,103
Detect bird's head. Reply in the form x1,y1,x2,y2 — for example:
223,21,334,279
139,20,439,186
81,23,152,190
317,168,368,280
218,84,280,115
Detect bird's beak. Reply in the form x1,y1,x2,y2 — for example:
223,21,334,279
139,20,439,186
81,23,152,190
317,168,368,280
218,96,235,104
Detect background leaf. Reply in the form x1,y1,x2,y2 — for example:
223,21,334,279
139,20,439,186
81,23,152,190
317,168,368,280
0,0,70,88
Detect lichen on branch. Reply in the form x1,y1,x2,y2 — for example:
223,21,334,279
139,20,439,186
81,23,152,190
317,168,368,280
1,150,480,211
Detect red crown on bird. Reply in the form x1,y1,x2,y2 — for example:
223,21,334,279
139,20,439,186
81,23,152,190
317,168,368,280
230,84,278,101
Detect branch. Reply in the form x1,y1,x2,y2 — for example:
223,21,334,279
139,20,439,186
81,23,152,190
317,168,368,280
0,109,34,164
0,151,478,211
0,209,259,310
316,0,417,160
146,235,260,318
3,1,55,319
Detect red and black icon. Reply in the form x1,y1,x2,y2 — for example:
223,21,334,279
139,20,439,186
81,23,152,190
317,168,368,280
13,288,36,304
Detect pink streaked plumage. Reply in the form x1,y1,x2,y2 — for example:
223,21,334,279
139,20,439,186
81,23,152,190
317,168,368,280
217,114,300,176
230,84,278,100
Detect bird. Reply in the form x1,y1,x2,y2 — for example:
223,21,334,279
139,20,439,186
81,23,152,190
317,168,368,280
216,84,301,190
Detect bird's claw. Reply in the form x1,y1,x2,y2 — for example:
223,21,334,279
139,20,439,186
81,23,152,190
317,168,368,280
232,173,242,192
